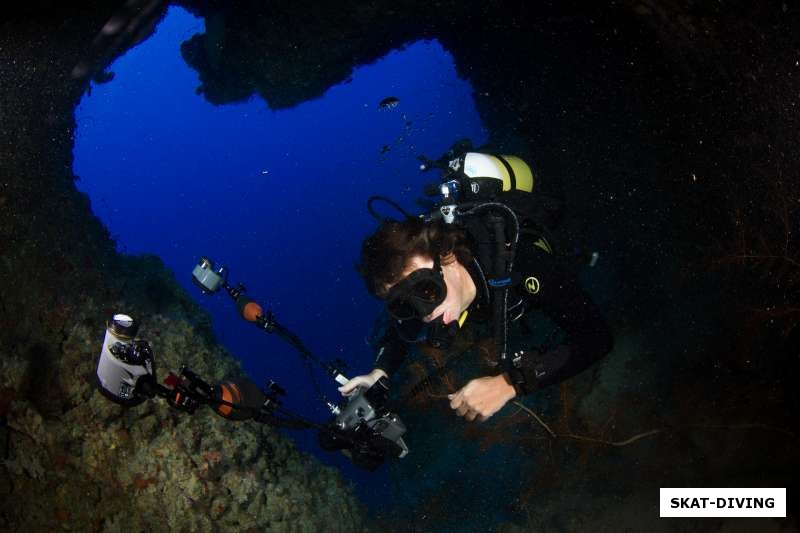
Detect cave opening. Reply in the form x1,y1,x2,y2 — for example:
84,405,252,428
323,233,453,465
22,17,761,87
72,4,489,508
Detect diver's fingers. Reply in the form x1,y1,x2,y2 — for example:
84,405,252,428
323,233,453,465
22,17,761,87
338,376,370,396
337,380,360,396
448,390,464,410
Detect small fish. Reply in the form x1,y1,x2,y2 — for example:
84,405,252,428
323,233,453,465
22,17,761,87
380,144,391,154
378,96,400,110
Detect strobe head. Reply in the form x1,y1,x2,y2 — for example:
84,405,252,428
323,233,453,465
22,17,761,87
192,257,227,295
96,314,155,406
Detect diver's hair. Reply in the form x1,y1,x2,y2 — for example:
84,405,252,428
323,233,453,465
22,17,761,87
358,218,472,297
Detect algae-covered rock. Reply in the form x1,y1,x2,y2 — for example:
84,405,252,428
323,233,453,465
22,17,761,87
0,294,366,531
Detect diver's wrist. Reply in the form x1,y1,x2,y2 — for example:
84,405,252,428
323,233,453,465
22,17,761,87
499,373,517,400
371,368,388,381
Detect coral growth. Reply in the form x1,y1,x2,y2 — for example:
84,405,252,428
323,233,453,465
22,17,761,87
1,298,367,532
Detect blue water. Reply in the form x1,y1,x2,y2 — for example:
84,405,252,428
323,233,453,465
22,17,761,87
74,6,487,509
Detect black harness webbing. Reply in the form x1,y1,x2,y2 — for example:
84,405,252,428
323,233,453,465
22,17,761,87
460,203,520,371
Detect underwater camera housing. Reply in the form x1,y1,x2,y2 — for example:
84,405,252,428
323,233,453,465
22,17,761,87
96,314,156,406
190,257,411,470
321,376,409,471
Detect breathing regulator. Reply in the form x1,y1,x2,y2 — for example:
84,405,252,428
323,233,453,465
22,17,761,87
420,151,535,223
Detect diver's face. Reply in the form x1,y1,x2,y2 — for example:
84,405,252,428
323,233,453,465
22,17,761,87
395,255,476,325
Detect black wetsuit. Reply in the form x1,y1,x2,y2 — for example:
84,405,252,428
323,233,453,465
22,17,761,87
374,235,614,395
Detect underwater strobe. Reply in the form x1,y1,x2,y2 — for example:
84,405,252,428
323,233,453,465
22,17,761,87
96,314,156,406
191,257,227,295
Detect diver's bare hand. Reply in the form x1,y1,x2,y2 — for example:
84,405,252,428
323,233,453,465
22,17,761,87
338,368,388,396
448,374,516,422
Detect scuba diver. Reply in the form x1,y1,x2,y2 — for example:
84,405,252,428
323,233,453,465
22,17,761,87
93,147,613,470
339,149,614,422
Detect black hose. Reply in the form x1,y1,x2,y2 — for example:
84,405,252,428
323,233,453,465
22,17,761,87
367,195,413,222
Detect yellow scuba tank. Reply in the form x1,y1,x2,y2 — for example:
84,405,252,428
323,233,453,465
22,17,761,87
443,151,553,254
459,152,534,193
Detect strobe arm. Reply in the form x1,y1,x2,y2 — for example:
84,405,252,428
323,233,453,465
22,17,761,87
147,367,315,430
226,289,349,385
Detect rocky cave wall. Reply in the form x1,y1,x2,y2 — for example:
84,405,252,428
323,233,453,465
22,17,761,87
0,3,366,531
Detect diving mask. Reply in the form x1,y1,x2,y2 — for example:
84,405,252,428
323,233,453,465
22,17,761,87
385,255,447,321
